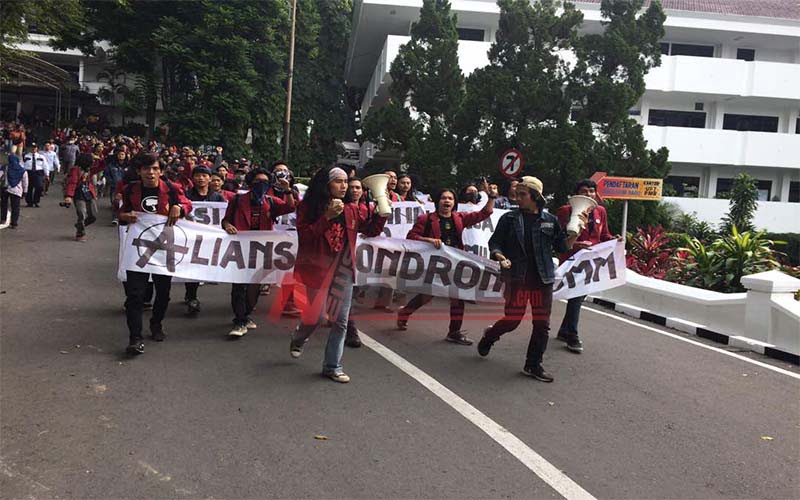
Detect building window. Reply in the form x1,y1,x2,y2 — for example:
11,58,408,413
736,48,755,61
789,182,800,203
456,28,485,41
796,118,799,134
665,176,700,198
648,109,706,128
716,178,772,201
723,114,779,133
668,43,714,57
659,42,670,55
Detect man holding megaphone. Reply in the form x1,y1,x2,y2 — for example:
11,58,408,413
478,176,585,382
555,179,620,354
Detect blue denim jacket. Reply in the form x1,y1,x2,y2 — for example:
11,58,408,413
488,209,569,285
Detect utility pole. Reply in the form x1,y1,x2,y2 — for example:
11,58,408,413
283,0,298,161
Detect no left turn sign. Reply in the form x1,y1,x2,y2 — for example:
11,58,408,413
499,148,523,178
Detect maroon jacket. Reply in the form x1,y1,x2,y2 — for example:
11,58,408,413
64,164,104,199
222,192,295,231
407,202,493,249
556,204,614,262
294,200,386,288
121,180,193,216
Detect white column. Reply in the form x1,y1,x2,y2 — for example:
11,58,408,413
741,270,800,353
779,170,792,202
78,59,85,87
713,102,725,129
15,99,22,118
706,167,719,198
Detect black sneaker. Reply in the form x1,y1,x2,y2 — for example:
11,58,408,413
445,331,473,346
126,341,145,355
345,329,362,348
477,333,495,357
565,335,583,353
187,299,201,315
150,323,166,342
522,365,554,382
556,331,570,343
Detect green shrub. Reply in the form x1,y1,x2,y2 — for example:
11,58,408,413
669,227,781,293
763,233,800,266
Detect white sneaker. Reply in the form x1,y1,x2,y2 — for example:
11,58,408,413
228,325,248,337
245,319,257,329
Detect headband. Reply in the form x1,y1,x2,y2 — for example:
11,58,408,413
328,167,347,182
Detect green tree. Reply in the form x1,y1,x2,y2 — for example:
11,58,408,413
363,0,465,187
458,0,586,200
720,173,758,233
0,0,85,81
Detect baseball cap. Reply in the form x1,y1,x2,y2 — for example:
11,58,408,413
192,165,212,176
518,176,544,200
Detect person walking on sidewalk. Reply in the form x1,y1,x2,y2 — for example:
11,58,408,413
183,165,226,316
221,167,296,337
477,177,584,382
554,179,618,353
64,153,103,241
117,152,193,356
397,182,495,345
289,166,388,383
0,146,28,228
23,143,46,207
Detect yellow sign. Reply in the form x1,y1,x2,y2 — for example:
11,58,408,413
597,176,663,201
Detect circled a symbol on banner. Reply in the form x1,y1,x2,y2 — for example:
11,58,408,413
499,148,523,178
132,222,189,272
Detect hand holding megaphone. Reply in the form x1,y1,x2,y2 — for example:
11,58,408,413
566,195,597,236
325,199,344,220
362,174,392,217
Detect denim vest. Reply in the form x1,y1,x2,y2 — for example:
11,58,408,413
488,209,569,285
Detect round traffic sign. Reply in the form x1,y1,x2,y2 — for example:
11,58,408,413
499,148,523,178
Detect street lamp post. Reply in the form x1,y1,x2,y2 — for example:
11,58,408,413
283,0,298,161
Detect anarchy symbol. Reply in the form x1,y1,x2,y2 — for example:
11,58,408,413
132,223,190,273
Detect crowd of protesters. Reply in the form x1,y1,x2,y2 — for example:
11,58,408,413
1,120,613,384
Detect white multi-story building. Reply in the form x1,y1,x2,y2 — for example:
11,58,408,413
2,33,154,130
346,0,800,231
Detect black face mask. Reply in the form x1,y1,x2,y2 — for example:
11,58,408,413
464,192,480,204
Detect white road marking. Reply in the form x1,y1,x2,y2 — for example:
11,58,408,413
360,333,596,500
581,305,800,381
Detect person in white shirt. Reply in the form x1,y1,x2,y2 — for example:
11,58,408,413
42,141,60,194
23,143,47,207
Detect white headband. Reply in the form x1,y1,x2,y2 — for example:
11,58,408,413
328,167,347,182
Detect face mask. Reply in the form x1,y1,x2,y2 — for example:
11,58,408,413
250,182,269,202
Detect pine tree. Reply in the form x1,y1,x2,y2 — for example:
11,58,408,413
363,0,464,187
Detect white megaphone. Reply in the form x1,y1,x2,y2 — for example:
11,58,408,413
294,183,308,200
362,173,392,217
566,195,597,236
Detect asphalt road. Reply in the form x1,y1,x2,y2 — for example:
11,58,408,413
1,190,798,499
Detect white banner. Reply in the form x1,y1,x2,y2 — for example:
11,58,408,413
118,214,625,302
552,239,626,300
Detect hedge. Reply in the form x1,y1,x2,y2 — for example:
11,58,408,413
764,233,800,265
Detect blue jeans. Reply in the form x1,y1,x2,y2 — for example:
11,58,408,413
293,274,354,376
558,295,585,336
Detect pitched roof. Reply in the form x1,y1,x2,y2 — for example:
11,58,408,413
575,0,800,21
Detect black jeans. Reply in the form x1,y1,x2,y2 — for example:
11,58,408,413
484,276,554,369
231,283,260,326
1,191,21,226
184,282,199,301
558,295,585,336
399,294,465,334
125,271,172,344
25,171,44,205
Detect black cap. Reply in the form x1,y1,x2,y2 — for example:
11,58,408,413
192,165,212,176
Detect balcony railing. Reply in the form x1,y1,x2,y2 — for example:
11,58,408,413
643,126,800,169
645,55,800,101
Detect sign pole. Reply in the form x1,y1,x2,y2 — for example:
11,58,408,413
621,200,629,251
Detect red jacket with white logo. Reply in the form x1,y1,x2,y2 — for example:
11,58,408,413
121,180,193,216
222,191,295,231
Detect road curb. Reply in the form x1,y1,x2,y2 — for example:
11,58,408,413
585,296,800,366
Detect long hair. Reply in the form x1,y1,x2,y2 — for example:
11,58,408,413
432,187,457,211
302,165,338,222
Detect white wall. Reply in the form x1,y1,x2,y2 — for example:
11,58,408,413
664,196,800,233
